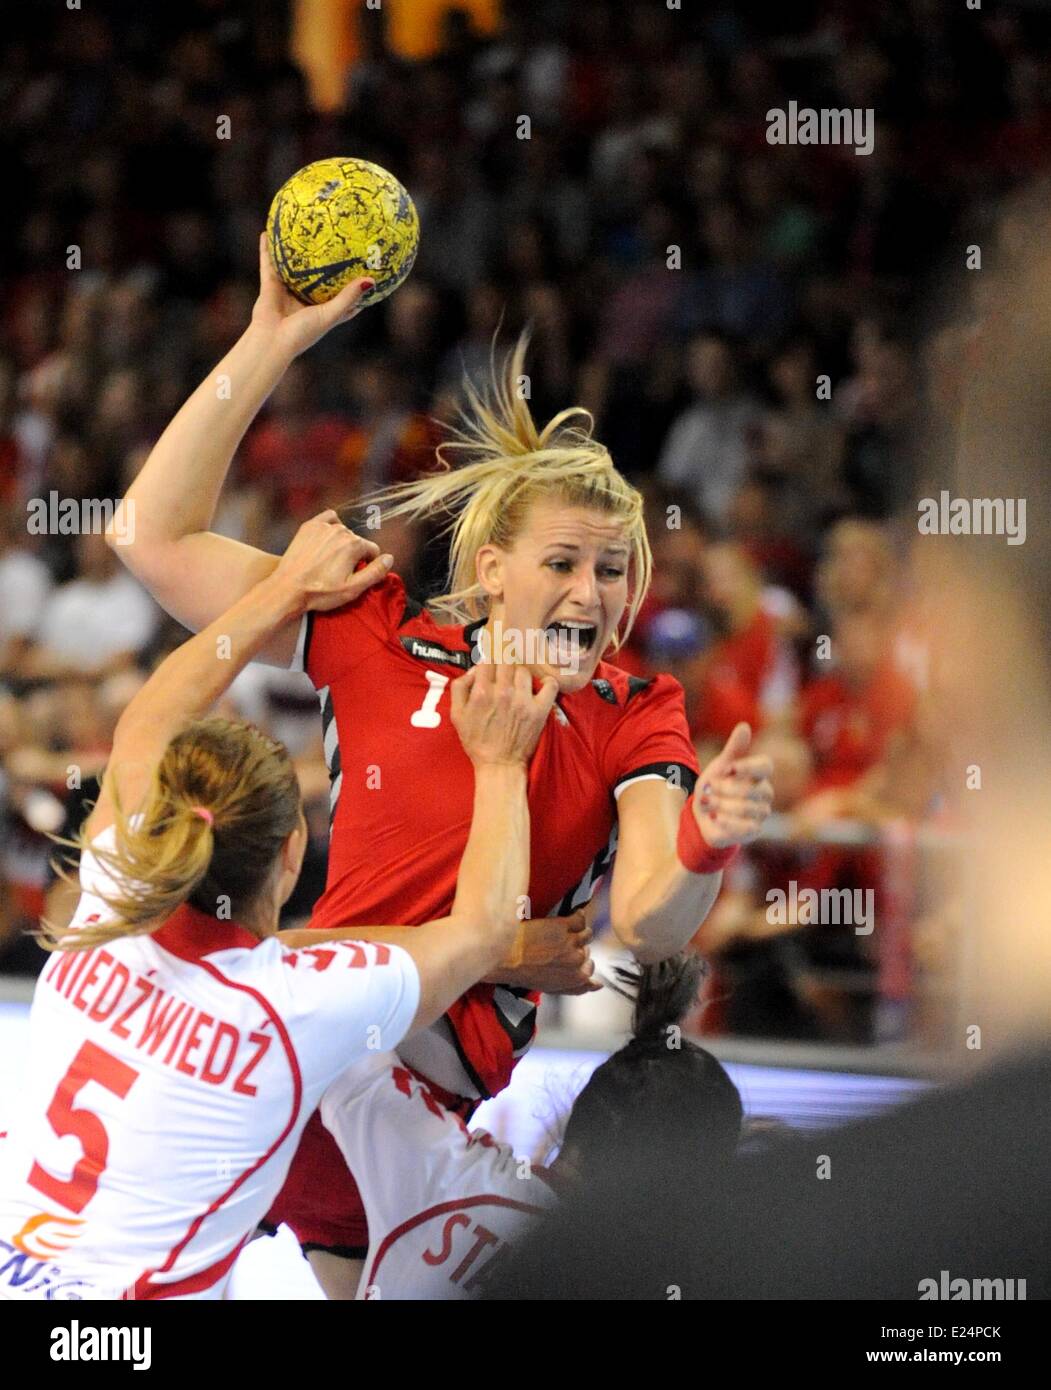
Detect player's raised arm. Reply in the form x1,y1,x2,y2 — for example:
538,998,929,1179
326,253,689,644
106,234,377,661
89,512,392,839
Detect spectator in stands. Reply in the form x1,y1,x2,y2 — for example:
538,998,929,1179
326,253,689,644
0,511,52,677
760,337,846,534
813,518,898,628
834,324,920,517
31,532,159,678
241,359,351,522
690,543,801,753
797,609,917,800
657,332,763,528
676,202,794,350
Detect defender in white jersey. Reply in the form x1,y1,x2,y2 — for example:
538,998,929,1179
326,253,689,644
0,900,418,1300
0,512,555,1301
321,1053,558,1299
320,956,744,1299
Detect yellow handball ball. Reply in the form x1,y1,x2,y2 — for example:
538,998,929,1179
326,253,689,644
265,157,420,307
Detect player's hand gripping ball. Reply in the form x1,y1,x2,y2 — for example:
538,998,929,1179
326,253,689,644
266,157,420,307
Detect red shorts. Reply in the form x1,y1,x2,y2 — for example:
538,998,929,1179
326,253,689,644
266,1111,369,1254
267,1077,477,1256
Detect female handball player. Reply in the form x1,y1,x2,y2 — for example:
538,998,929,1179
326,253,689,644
108,236,774,1296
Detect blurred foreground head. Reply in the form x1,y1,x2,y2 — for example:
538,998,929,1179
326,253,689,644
925,184,1051,1052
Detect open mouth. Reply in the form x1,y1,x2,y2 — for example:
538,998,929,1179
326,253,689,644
545,620,599,661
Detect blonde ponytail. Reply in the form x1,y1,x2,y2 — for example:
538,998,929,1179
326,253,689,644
366,335,652,648
41,717,301,952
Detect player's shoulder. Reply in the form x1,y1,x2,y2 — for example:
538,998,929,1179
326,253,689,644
245,936,410,982
321,1049,401,1116
569,663,687,725
325,569,412,630
310,572,475,670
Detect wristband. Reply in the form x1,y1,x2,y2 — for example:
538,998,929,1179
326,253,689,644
676,795,740,875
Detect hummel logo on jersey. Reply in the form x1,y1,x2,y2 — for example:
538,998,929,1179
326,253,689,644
399,636,470,669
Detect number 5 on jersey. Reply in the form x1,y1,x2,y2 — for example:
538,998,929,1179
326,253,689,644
410,670,450,729
28,1040,139,1215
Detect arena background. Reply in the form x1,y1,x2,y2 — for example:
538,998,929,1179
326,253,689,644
1,0,1048,1299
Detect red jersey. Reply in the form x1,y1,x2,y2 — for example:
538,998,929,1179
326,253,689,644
799,661,917,793
295,572,699,1100
689,609,777,744
706,609,777,699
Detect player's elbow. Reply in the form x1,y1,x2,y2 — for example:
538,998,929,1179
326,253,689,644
105,512,174,597
610,901,680,965
611,930,653,963
609,904,647,960
104,500,137,554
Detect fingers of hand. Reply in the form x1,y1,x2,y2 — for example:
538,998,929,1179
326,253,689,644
702,776,773,807
533,675,559,718
567,918,593,947
725,755,774,784
450,667,476,717
700,794,769,825
323,277,374,325
304,514,379,566
308,553,390,610
565,979,604,996
258,231,278,287
566,954,599,994
493,659,515,696
343,552,393,596
556,947,594,985
347,533,381,563
471,660,496,699
708,721,752,772
703,803,766,841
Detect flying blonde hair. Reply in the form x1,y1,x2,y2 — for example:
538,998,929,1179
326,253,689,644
367,335,652,650
41,718,301,952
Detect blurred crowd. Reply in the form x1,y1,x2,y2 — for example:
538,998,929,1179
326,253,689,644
1,0,1048,1043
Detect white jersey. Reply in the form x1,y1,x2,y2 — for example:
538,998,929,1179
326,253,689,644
0,832,419,1302
320,1053,559,1299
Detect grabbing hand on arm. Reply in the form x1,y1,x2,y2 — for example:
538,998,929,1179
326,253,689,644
483,910,601,995
367,663,557,1034
448,663,558,927
108,233,376,656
